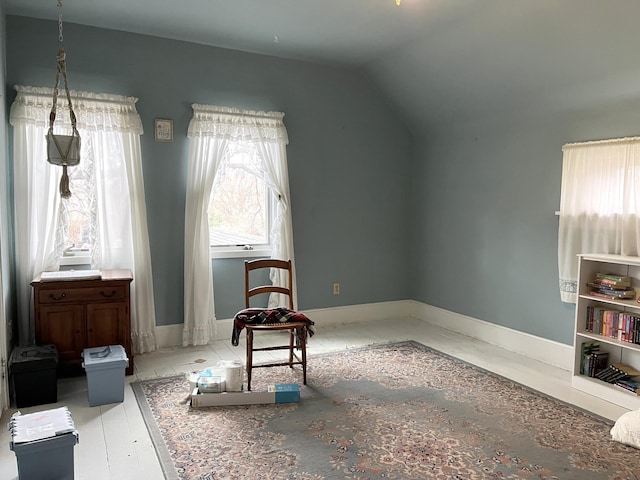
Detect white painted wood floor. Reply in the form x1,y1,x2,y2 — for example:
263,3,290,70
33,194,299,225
0,317,630,480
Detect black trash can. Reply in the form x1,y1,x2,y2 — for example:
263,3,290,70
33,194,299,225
9,344,58,408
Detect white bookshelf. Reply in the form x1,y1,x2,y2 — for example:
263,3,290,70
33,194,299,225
573,253,640,410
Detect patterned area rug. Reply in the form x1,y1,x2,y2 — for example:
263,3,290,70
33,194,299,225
132,341,640,480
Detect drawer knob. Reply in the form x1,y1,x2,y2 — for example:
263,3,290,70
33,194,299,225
100,290,117,298
49,292,66,301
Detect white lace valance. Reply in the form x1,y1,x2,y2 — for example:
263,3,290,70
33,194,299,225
9,85,144,134
187,104,288,144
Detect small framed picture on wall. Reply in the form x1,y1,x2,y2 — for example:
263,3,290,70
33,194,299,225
155,118,173,142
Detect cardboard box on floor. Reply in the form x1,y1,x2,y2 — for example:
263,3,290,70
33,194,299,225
190,383,300,407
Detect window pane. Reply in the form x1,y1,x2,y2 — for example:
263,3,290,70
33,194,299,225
209,163,269,247
63,149,94,253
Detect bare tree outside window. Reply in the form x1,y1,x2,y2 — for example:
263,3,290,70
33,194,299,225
208,142,271,247
63,139,96,255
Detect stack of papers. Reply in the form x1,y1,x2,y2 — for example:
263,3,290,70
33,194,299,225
9,407,76,444
40,270,102,282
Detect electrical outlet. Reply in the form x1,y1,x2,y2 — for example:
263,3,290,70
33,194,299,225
333,282,340,295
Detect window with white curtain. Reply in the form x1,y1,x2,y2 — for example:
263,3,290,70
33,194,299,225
183,104,296,346
9,85,157,354
558,137,640,303
208,140,274,258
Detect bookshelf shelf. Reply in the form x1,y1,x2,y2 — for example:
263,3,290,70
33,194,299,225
575,331,640,353
573,254,640,411
577,293,640,311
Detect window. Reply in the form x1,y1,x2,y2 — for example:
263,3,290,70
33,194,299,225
558,137,640,303
184,104,295,345
208,141,274,258
10,86,157,353
60,146,95,265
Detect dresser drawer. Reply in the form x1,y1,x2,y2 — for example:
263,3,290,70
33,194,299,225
37,285,127,304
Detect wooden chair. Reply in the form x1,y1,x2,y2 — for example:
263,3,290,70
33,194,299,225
239,259,311,391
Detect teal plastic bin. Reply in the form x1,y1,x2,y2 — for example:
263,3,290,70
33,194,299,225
82,345,129,406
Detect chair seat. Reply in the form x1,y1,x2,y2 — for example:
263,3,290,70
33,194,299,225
233,308,314,391
245,321,309,330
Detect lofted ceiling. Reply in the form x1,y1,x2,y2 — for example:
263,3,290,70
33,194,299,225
4,0,640,133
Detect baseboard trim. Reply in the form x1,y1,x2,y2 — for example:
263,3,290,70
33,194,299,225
408,301,573,371
154,300,413,347
153,300,573,372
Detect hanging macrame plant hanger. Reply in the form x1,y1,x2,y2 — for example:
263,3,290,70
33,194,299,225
47,0,80,199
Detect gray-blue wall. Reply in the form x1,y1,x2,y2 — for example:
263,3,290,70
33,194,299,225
410,105,640,345
4,15,412,328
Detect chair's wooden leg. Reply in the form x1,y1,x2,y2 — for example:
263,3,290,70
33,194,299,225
288,328,295,368
301,327,307,385
246,329,253,391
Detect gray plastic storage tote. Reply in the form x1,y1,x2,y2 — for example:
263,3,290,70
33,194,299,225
9,406,78,480
82,345,129,406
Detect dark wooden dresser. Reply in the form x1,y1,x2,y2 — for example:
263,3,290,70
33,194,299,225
31,269,134,375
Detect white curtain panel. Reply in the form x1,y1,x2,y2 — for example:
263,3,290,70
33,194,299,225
11,110,61,345
256,140,298,308
558,137,640,303
184,104,294,346
183,129,227,346
10,86,157,353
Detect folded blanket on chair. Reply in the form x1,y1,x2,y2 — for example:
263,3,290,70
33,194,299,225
231,307,315,346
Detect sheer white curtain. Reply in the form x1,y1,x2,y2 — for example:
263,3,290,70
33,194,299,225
558,137,640,303
10,85,157,353
256,140,298,308
184,104,294,346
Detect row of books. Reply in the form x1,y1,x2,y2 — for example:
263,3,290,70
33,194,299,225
585,306,640,344
595,363,640,383
580,342,608,377
580,342,640,395
615,378,640,395
587,272,636,300
595,364,640,395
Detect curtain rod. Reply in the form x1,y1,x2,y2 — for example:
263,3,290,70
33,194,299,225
563,136,640,149
202,111,284,121
191,104,284,121
14,87,138,107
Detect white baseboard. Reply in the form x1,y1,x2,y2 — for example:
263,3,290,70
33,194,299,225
301,300,413,327
153,300,573,372
408,301,573,371
154,300,412,347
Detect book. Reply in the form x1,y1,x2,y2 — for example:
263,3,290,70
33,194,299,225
598,278,632,288
611,363,640,377
587,281,634,292
596,273,632,286
588,351,609,377
596,364,631,383
580,342,600,375
614,379,640,395
589,290,635,301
